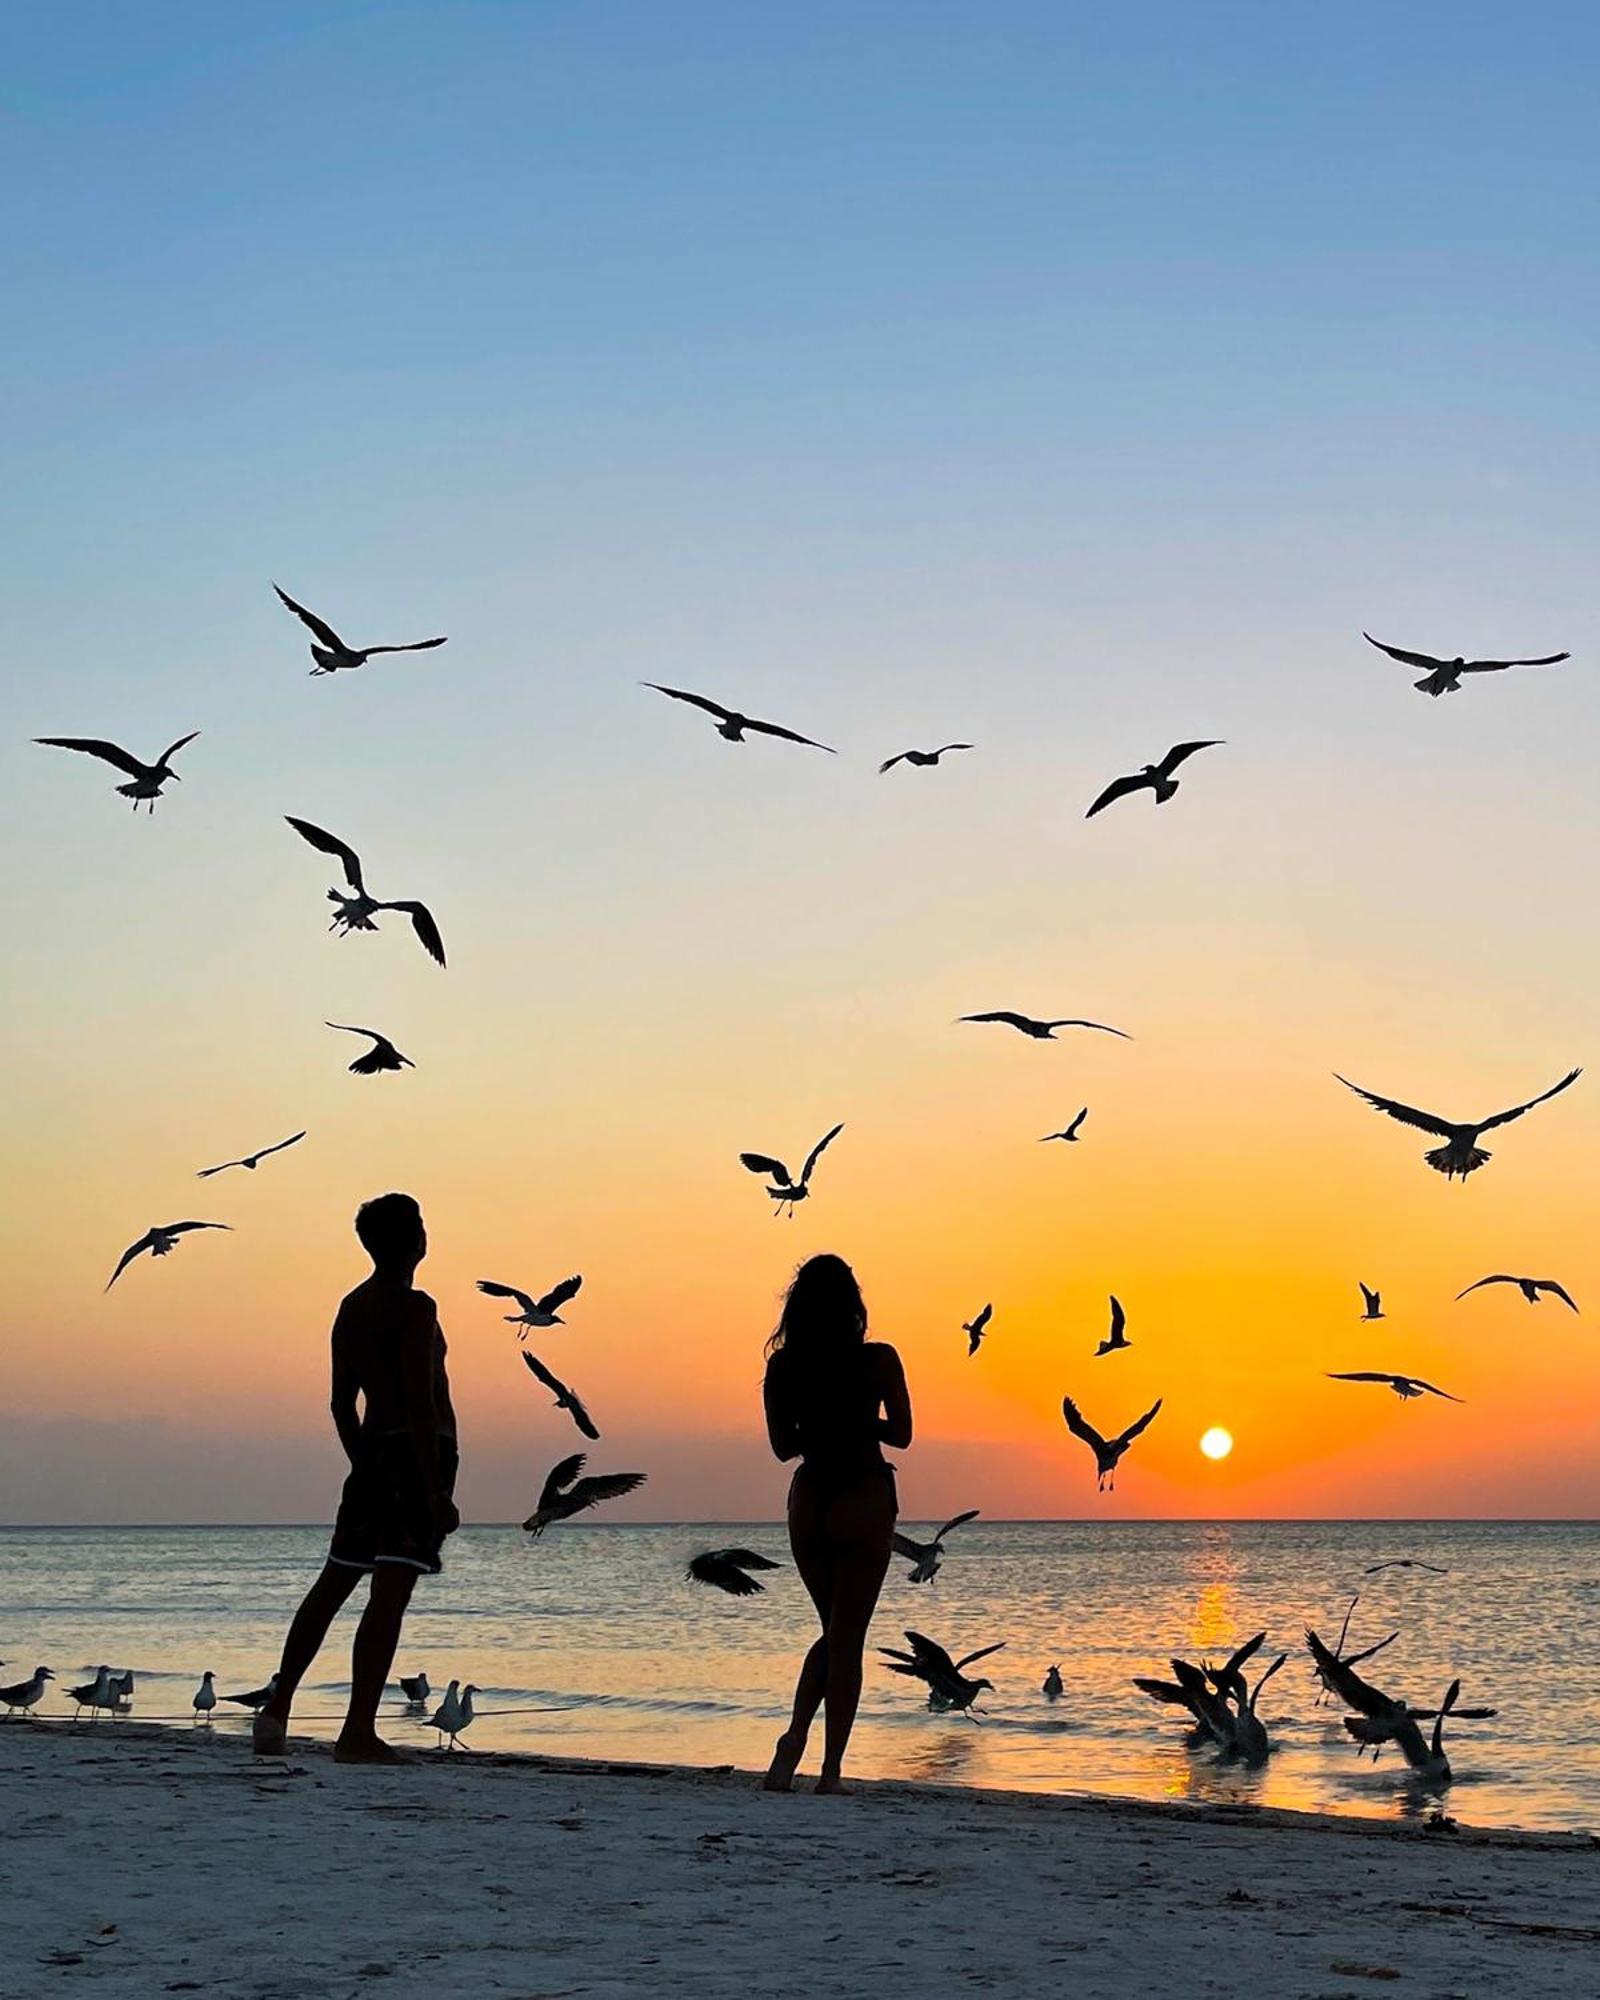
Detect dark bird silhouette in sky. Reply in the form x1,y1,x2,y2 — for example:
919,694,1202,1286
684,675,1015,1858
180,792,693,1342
960,1012,1130,1041
1061,1395,1162,1489
1364,1559,1449,1576
478,1274,583,1337
197,1131,306,1178
1095,1296,1131,1357
1362,631,1569,699
687,1548,782,1596
1085,741,1222,819
892,1509,980,1585
963,1303,993,1356
1335,1067,1580,1180
273,584,446,675
879,1630,1004,1716
327,1023,413,1075
642,684,834,752
523,1453,646,1535
879,743,973,774
739,1122,843,1215
1457,1274,1578,1312
521,1350,599,1440
106,1221,231,1291
35,731,199,812
285,817,446,967
1041,1108,1089,1143
1327,1371,1462,1403
1359,1283,1384,1321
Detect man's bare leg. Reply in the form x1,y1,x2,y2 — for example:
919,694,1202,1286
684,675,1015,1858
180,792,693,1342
333,1565,418,1763
255,1560,363,1754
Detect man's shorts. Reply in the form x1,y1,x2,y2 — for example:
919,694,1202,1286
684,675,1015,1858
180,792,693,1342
329,1434,460,1575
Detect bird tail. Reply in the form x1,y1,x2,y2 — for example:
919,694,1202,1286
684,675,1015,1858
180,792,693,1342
1425,1141,1489,1178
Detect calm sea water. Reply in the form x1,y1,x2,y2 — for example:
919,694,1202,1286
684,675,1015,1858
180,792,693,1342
2,1521,1595,1832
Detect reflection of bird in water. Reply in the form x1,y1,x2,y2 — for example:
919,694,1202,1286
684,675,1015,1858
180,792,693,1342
1457,1274,1578,1312
106,1221,231,1291
1327,1371,1461,1403
273,583,447,675
1041,1664,1064,1701
1095,1296,1131,1357
879,743,973,774
1061,1395,1162,1489
1,1667,53,1715
198,1132,306,1178
1304,1629,1494,1783
1335,1068,1580,1180
477,1274,582,1337
1359,1283,1384,1321
963,1303,992,1357
643,684,835,752
35,730,199,812
398,1672,430,1707
1364,1559,1449,1576
891,1509,980,1584
879,1631,1004,1717
1362,630,1568,698
686,1548,782,1597
739,1124,843,1216
1086,740,1221,819
327,1023,414,1075
192,1671,216,1723
523,1454,646,1535
286,818,447,967
220,1675,279,1712
521,1350,599,1440
1041,1109,1088,1143
961,1011,1130,1042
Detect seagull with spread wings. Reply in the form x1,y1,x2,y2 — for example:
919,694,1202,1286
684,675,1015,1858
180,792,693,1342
478,1274,583,1338
739,1122,843,1215
878,1630,1004,1716
106,1221,231,1291
520,1349,599,1439
1364,1559,1449,1576
879,743,973,774
1061,1395,1162,1490
1095,1296,1131,1357
642,684,834,752
326,1023,413,1074
1041,1108,1089,1143
1362,631,1568,698
1327,1371,1462,1403
963,1303,992,1357
273,584,447,675
197,1132,306,1178
1085,741,1221,819
285,818,446,967
35,731,199,812
1457,1274,1579,1311
1358,1283,1384,1322
522,1454,646,1535
891,1509,980,1585
1335,1068,1580,1180
686,1548,783,1596
960,1012,1130,1041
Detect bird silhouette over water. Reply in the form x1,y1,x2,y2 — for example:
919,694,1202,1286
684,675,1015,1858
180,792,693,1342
1061,1395,1162,1489
327,1023,413,1075
1305,1628,1493,1781
197,1131,306,1178
478,1274,583,1337
1327,1371,1462,1403
1364,1559,1449,1576
398,1672,430,1707
960,1012,1130,1041
521,1350,599,1440
1359,1283,1384,1321
642,684,834,752
1041,1664,1064,1701
1096,1296,1131,1357
963,1303,993,1356
1457,1274,1578,1311
1085,741,1221,819
891,1509,980,1585
1335,1067,1580,1180
1041,1109,1088,1143
523,1453,646,1534
879,1631,1004,1717
35,731,199,812
687,1548,782,1596
1362,631,1569,698
273,584,447,675
106,1221,231,1291
285,818,446,967
739,1123,843,1215
879,743,973,774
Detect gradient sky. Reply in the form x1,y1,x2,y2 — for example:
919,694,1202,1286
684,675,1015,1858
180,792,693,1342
4,4,1598,1522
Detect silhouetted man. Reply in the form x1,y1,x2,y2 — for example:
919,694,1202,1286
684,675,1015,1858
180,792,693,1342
254,1192,458,1761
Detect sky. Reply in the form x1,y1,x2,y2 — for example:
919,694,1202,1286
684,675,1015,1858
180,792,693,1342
3,3,1598,1522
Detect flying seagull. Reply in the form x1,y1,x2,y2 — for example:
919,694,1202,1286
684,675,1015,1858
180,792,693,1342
478,1275,583,1338
1457,1274,1578,1312
1327,1371,1462,1403
1085,741,1222,820
398,1672,430,1706
960,1012,1130,1041
879,1630,1004,1717
891,1509,980,1585
1364,1559,1449,1576
1362,632,1568,699
197,1131,306,1178
273,584,447,676
523,1454,646,1535
1061,1395,1162,1490
686,1548,782,1597
1096,1296,1131,1357
963,1303,993,1357
35,731,199,812
1335,1068,1580,1180
285,818,446,967
1359,1283,1384,1321
739,1122,843,1216
642,684,834,752
1305,1628,1493,1781
106,1221,231,1291
520,1350,599,1440
1041,1109,1088,1143
327,1023,414,1075
879,743,974,774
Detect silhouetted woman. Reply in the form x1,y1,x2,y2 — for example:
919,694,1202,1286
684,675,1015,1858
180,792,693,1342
762,1253,912,1793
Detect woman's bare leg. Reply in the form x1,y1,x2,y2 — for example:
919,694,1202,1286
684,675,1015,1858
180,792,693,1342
765,1477,834,1791
816,1484,894,1791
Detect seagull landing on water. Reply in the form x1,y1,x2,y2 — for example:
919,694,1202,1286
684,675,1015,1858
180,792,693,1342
879,1631,1004,1718
1095,1296,1130,1357
1457,1274,1579,1312
1305,1628,1494,1783
523,1454,646,1535
477,1275,582,1338
686,1549,782,1597
198,1132,306,1178
35,731,200,813
1086,741,1222,819
327,1023,414,1075
520,1350,599,1440
273,584,447,676
642,684,835,753
961,1012,1130,1042
962,1304,992,1357
1061,1395,1162,1490
1362,631,1569,699
398,1672,430,1707
1042,1664,1064,1701
0,1667,53,1715
739,1124,843,1216
891,1510,980,1585
1335,1067,1580,1181
106,1222,231,1292
879,743,973,774
1359,1283,1384,1322
285,818,446,967
192,1672,216,1723
1041,1109,1088,1144
1327,1371,1462,1403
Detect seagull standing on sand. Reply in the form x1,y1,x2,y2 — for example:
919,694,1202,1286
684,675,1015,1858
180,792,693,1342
1457,1274,1578,1311
1335,1068,1580,1180
1327,1371,1462,1403
285,819,447,967
879,1631,1004,1717
198,1132,306,1178
327,1023,414,1075
1041,1109,1088,1143
879,743,973,774
520,1350,599,1440
686,1549,783,1596
642,684,835,752
1042,1664,1064,1701
891,1509,980,1585
0,1667,53,1715
398,1672,430,1707
523,1455,646,1535
963,1303,993,1357
273,584,447,676
34,731,200,812
66,1666,112,1720
477,1275,582,1338
1362,632,1569,698
106,1222,231,1291
192,1672,216,1723
1095,1296,1131,1357
1359,1283,1384,1322
220,1675,279,1712
1061,1395,1162,1490
429,1680,478,1750
1085,741,1222,819
739,1124,843,1216
961,1012,1130,1041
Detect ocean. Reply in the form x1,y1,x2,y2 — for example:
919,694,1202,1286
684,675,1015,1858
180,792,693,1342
2,1520,1595,1832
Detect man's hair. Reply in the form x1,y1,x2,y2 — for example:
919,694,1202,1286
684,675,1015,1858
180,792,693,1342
355,1192,424,1262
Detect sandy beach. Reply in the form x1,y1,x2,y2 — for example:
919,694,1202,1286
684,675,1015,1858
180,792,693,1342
3,1722,1595,1998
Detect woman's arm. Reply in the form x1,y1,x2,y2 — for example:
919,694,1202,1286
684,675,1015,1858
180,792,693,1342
877,1345,913,1449
763,1359,801,1462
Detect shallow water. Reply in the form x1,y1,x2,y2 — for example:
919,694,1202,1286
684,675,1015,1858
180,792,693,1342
2,1520,1595,1831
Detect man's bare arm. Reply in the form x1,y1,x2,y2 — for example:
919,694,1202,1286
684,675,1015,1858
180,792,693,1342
399,1295,449,1516
329,1306,363,1464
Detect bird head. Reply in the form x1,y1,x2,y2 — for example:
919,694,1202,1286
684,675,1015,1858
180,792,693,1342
39,1667,55,1680
971,1677,995,1695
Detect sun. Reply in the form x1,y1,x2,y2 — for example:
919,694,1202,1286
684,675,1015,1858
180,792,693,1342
1199,1426,1234,1461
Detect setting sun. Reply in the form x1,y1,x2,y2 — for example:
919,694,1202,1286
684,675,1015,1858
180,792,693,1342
1199,1427,1234,1462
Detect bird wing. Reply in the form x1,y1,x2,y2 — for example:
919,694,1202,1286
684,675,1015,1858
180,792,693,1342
891,1532,926,1560
35,737,149,779
1084,773,1147,819
902,1631,961,1678
1333,1075,1455,1138
1305,1627,1394,1717
935,1508,980,1542
1048,1020,1132,1039
1108,1296,1125,1342
535,1275,583,1315
686,1552,763,1594
565,1388,600,1441
1363,632,1444,671
196,1159,241,1178
273,584,347,651
1456,1275,1514,1298
1538,1280,1580,1311
1327,1372,1397,1384
799,1122,844,1185
1066,1107,1088,1136
966,1304,993,1336
1060,1397,1109,1454
154,729,201,768
878,753,910,773
477,1280,539,1315
739,1151,793,1187
741,714,836,752
1117,1399,1163,1446
1476,1068,1581,1133
1462,651,1569,670
960,1011,1032,1029
105,1233,155,1290
720,1548,782,1570
954,1640,1006,1671
565,1471,646,1513
536,1453,587,1510
642,683,735,722
363,637,448,655
383,902,446,968
1217,1631,1266,1685
1154,740,1222,778
165,1221,230,1236
1359,1283,1380,1311
254,1131,307,1163
1414,1379,1462,1402
285,816,365,894
520,1349,565,1395
933,743,974,757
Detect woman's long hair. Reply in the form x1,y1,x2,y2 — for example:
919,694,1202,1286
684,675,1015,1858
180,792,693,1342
766,1253,867,1367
